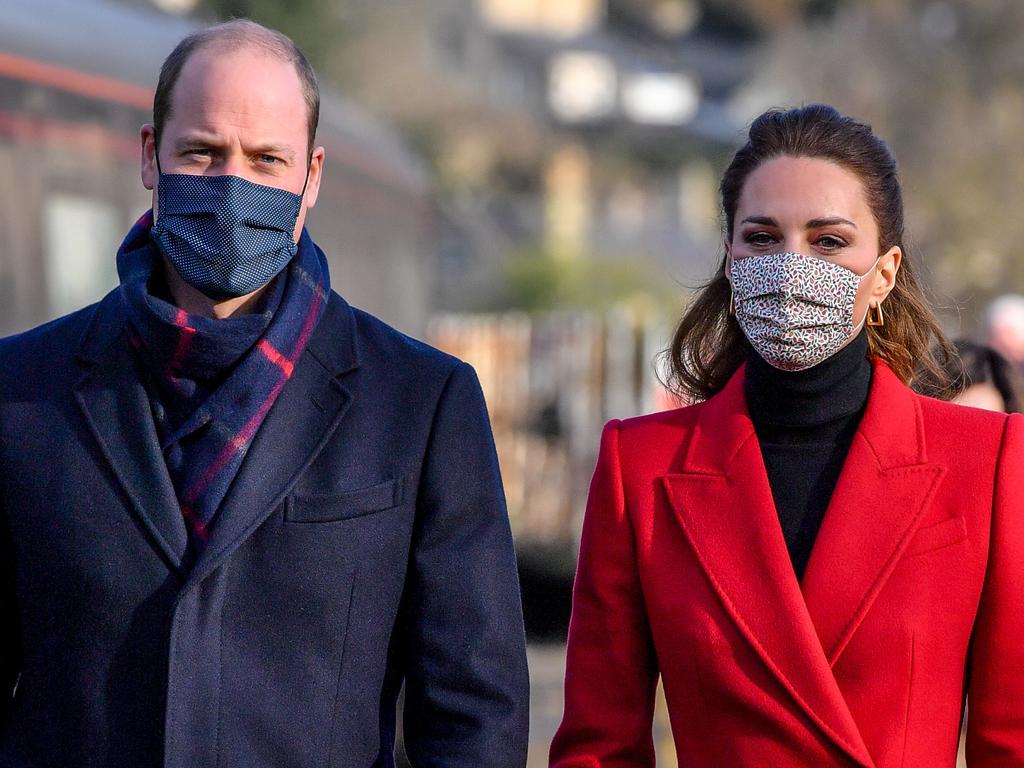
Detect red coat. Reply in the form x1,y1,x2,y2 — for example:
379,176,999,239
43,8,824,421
550,361,1024,767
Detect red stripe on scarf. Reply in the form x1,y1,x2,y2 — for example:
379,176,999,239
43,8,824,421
257,340,295,378
180,503,209,541
171,309,197,372
181,289,325,507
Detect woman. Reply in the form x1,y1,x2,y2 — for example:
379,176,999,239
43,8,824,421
549,105,1024,767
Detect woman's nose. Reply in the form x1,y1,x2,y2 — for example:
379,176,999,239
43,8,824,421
780,234,804,253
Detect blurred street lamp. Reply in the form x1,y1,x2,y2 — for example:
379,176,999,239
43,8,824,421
621,71,700,126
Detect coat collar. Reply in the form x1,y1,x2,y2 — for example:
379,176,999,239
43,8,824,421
76,286,360,377
662,359,945,768
74,289,190,573
73,288,361,580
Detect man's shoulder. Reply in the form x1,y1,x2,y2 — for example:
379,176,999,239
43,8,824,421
0,290,119,397
343,298,465,381
0,297,108,364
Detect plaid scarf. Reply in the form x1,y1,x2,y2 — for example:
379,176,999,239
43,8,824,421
117,211,330,548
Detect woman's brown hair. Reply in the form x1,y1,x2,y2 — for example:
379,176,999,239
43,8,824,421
666,104,956,402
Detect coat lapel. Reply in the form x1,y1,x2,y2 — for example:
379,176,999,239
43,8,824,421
186,293,359,587
74,291,189,573
800,361,946,665
662,366,875,768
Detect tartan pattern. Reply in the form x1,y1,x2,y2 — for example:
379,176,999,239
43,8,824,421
117,211,330,547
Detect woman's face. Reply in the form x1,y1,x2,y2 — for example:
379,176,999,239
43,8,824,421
726,155,901,326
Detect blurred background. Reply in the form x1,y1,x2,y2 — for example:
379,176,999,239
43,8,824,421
3,0,1019,764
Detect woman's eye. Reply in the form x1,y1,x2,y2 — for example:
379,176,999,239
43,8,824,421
745,232,776,247
816,235,847,250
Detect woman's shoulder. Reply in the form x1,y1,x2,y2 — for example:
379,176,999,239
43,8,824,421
915,390,1011,429
606,401,707,460
914,390,1019,458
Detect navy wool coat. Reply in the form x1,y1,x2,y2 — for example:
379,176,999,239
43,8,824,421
0,288,529,767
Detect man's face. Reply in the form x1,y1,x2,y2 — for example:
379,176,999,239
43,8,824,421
141,45,324,241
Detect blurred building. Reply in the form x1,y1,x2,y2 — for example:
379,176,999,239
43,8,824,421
0,0,435,337
334,0,757,311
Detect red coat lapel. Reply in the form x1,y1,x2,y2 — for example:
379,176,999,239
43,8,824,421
662,366,875,768
800,361,946,665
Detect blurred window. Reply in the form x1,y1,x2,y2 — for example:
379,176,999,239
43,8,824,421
479,0,603,37
43,194,119,318
548,51,617,123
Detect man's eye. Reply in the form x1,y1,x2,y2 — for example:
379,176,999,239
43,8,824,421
186,149,212,158
258,155,282,164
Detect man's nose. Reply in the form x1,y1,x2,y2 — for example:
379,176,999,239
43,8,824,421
218,151,248,177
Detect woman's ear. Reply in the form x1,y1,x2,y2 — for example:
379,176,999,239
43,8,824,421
724,240,733,280
873,245,902,304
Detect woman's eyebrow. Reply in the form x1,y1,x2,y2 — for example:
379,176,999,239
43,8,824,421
739,215,858,228
740,215,777,226
807,216,857,228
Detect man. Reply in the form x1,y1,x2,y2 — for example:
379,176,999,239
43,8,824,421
0,19,529,768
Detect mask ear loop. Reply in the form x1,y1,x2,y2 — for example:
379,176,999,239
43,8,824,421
855,256,884,330
299,158,311,199
153,131,164,177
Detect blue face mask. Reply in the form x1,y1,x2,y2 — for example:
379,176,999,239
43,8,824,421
150,155,308,300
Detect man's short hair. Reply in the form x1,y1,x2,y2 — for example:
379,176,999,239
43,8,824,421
153,19,320,160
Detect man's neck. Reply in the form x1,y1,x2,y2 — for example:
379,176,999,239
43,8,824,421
162,259,268,319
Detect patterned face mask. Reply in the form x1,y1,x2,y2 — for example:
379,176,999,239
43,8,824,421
730,251,878,372
150,161,307,300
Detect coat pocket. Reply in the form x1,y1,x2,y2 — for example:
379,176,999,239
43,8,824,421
902,515,968,559
286,477,403,523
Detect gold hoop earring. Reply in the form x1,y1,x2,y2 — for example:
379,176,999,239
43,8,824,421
729,292,735,316
866,302,885,327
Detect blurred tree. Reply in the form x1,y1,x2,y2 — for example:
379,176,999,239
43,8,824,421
502,249,681,312
736,0,1024,329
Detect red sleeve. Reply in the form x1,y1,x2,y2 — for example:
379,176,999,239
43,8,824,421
966,412,1024,763
549,420,659,768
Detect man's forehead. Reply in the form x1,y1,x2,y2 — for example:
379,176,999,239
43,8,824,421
173,44,303,107
167,44,307,126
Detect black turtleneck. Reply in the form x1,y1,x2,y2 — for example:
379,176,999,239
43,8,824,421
744,330,873,581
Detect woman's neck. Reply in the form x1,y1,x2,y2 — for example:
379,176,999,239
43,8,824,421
744,330,872,430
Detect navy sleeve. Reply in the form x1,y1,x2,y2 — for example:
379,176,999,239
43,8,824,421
0,502,18,727
400,361,530,767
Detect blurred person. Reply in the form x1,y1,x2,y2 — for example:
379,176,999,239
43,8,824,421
984,293,1024,370
947,339,1023,413
550,105,1024,767
0,19,528,768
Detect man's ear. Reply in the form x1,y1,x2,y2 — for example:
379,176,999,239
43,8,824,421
302,146,325,209
141,124,158,191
